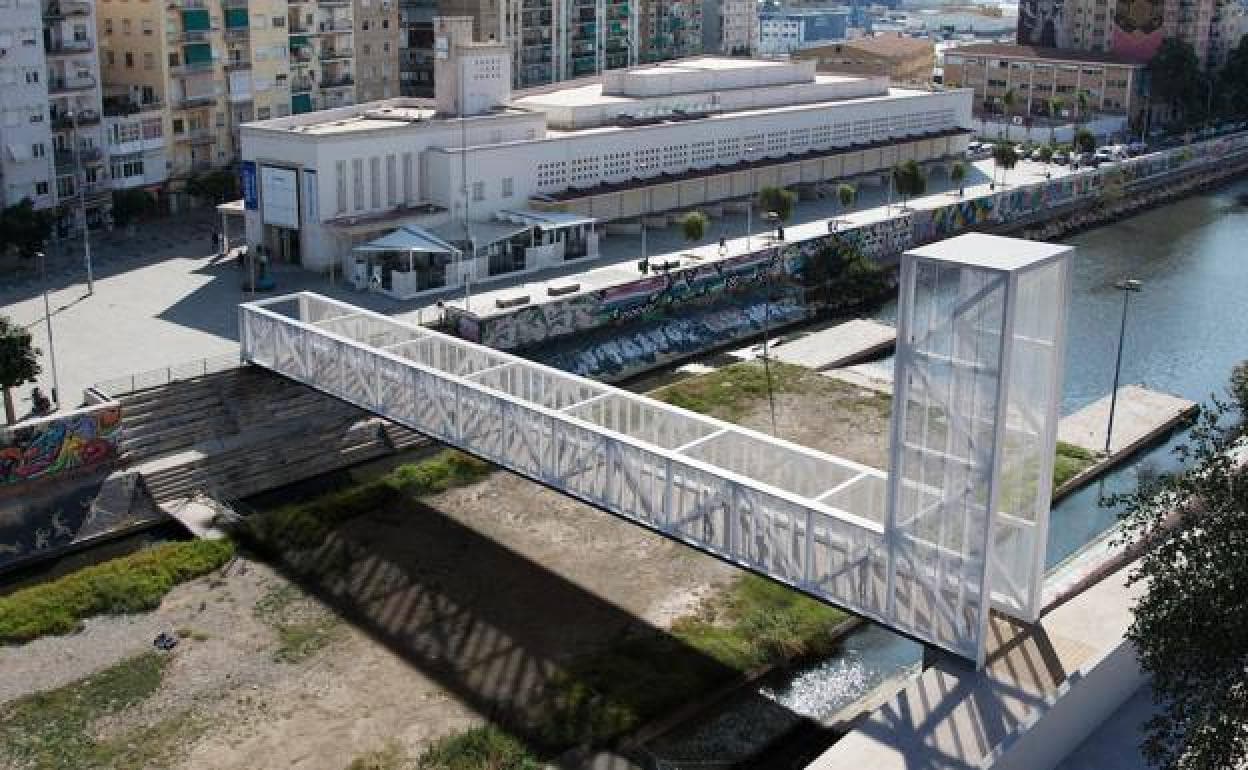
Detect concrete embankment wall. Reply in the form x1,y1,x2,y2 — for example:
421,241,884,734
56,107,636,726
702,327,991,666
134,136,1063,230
453,131,1248,383
0,366,425,572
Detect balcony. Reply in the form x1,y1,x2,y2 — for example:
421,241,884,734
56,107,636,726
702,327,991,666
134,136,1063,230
167,0,209,7
43,0,91,18
289,23,313,34
319,0,350,6
313,19,353,33
45,39,94,56
224,57,252,70
170,60,216,75
224,26,250,40
320,47,353,60
54,146,104,170
48,75,97,94
168,29,214,44
174,128,216,144
319,75,354,89
291,79,315,93
222,0,248,7
50,109,100,129
174,94,217,108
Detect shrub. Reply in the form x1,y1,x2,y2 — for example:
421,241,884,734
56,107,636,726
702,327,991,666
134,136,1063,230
417,726,540,770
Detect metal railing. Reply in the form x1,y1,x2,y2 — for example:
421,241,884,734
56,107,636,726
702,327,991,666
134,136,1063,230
90,353,243,399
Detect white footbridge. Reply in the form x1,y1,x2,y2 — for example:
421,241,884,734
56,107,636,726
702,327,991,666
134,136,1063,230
240,234,1072,666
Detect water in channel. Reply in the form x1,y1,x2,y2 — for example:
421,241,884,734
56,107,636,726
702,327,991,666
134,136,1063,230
651,177,1248,767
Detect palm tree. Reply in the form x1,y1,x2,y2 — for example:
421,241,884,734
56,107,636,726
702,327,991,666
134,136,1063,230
681,211,709,243
892,160,926,209
950,161,967,196
992,142,1019,188
1076,89,1090,129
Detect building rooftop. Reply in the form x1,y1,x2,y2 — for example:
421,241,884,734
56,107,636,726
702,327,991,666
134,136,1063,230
241,100,531,136
820,35,937,58
946,42,1143,65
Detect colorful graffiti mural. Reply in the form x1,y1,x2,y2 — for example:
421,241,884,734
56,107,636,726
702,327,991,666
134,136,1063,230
0,404,122,486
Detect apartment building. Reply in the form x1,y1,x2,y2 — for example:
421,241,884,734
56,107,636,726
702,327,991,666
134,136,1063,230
353,0,398,101
287,0,355,111
758,7,850,56
0,0,111,233
639,0,701,63
97,0,236,209
702,0,760,55
943,43,1143,122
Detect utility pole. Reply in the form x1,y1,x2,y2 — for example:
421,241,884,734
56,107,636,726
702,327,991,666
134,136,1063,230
69,111,94,295
1105,278,1142,454
37,251,61,407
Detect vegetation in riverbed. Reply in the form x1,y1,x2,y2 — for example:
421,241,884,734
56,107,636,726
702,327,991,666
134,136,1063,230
416,726,541,770
253,582,343,663
651,360,818,421
533,573,848,747
0,538,235,644
0,651,204,770
1053,441,1098,491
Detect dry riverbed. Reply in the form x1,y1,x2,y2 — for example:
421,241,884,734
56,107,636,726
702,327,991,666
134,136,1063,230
0,362,892,770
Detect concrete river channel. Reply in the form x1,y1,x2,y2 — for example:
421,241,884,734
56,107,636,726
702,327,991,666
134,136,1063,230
640,176,1248,768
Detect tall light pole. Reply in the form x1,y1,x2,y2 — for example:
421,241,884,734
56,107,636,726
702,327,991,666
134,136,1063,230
36,251,61,407
68,110,94,295
1104,278,1142,454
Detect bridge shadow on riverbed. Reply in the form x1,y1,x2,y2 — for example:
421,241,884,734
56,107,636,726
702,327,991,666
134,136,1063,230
245,466,838,767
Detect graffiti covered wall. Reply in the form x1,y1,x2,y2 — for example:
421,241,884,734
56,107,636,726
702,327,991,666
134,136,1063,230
0,403,122,487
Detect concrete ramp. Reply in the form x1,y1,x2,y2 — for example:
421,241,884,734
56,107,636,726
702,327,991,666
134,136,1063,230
1058,385,1197,456
733,319,896,370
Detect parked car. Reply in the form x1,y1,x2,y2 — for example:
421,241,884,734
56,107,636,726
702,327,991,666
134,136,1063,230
1127,142,1147,156
1030,147,1048,161
1076,151,1097,167
1051,150,1070,165
1093,148,1116,165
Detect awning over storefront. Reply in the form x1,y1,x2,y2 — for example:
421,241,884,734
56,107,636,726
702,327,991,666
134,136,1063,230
353,225,459,254
495,209,597,231
430,220,528,248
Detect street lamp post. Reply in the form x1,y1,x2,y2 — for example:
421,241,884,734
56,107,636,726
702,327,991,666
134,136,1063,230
67,111,94,295
1105,278,1142,454
36,251,60,407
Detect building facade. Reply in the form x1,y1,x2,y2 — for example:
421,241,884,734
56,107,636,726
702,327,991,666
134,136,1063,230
943,43,1143,123
240,41,972,286
0,0,110,233
701,0,759,55
758,8,851,56
795,34,936,85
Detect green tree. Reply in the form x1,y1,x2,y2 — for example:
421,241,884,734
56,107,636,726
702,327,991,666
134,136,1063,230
1215,36,1248,121
1076,89,1091,127
0,316,41,424
991,142,1019,186
757,186,797,223
110,188,158,228
1048,96,1065,145
1074,127,1097,153
0,199,55,259
1149,39,1203,125
681,210,709,243
891,160,926,208
950,161,967,196
834,183,856,231
186,169,239,204
1037,144,1054,164
1109,373,1248,770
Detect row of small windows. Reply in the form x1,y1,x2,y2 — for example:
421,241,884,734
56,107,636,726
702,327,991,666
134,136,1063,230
533,110,958,192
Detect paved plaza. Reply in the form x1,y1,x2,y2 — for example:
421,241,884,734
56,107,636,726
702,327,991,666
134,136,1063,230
0,156,1071,412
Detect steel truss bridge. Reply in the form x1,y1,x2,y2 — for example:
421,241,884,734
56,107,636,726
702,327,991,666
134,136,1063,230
240,236,1070,665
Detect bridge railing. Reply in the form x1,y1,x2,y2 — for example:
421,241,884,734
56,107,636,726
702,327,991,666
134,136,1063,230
240,292,985,660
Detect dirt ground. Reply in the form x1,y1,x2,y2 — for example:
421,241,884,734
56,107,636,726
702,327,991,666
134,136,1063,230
0,363,894,770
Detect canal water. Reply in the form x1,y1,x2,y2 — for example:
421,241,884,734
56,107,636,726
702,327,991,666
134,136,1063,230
650,177,1248,767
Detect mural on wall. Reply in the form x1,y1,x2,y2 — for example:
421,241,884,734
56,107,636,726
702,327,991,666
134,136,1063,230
1019,0,1067,47
1112,0,1164,62
913,197,996,242
541,293,808,379
0,404,122,486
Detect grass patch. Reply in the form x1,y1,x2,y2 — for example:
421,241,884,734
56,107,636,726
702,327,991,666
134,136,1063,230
417,726,541,770
254,583,343,663
1053,441,1098,491
651,361,814,421
0,539,235,644
0,651,175,769
242,449,491,554
534,574,848,747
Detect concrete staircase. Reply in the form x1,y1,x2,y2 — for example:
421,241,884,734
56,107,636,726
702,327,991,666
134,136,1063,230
115,366,426,503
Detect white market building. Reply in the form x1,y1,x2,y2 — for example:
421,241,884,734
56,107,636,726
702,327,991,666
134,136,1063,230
239,17,973,300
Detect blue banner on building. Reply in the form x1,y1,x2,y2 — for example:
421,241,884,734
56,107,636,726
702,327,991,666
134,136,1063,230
241,161,258,210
